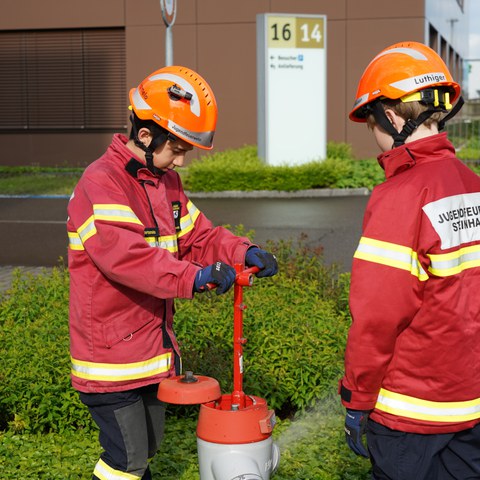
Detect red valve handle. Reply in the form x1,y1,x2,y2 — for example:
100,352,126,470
205,265,260,291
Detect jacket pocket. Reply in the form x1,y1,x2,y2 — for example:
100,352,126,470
102,314,155,348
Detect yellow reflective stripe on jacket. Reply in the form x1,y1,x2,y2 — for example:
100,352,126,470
68,231,84,251
94,458,141,480
145,234,178,252
92,204,143,225
354,237,428,280
177,201,200,238
69,204,144,249
71,353,171,382
71,202,200,251
375,388,480,423
428,244,480,277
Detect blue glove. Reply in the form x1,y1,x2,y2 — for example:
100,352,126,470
344,409,369,458
193,261,236,295
245,247,278,278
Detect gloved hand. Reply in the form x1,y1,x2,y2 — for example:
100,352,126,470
193,261,236,295
344,409,369,458
245,247,278,278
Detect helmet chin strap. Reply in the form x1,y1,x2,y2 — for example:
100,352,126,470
370,101,436,148
130,114,175,174
369,94,464,149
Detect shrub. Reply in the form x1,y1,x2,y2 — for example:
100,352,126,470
184,145,362,192
0,266,92,434
173,238,351,416
0,236,351,433
0,238,373,478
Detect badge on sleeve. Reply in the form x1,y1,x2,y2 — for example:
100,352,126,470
172,201,181,232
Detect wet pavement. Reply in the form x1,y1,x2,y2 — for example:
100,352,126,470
0,190,370,278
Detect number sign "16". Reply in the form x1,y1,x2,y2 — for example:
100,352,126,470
268,16,325,49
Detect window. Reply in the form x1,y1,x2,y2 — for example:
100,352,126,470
0,28,126,131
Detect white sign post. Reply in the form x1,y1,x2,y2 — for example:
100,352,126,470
257,14,327,166
160,0,177,66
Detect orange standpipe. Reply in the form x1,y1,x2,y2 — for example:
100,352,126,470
157,264,279,479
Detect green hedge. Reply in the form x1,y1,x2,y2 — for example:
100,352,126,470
0,237,371,478
183,144,384,192
0,238,350,432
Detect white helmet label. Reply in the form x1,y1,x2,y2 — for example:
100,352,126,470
390,72,447,94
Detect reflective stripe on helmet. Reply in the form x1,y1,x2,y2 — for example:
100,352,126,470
131,87,151,111
166,119,214,148
149,72,200,116
390,72,448,95
373,46,428,62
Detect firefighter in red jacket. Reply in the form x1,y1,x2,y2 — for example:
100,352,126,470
67,66,278,480
339,41,480,479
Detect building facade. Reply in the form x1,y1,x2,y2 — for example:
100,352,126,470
0,0,469,166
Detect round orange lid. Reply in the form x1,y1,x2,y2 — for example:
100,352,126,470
157,372,221,405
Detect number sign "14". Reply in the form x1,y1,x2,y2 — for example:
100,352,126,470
268,16,325,49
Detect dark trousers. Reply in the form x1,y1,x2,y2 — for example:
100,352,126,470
79,384,165,480
367,419,480,480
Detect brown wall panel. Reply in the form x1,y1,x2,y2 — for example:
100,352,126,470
0,0,125,30
271,0,346,19
0,0,467,166
1,132,114,167
325,19,347,143
125,0,198,27
197,0,269,24
346,0,424,19
126,24,166,88
196,23,258,153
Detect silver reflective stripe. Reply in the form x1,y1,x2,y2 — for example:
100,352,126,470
167,119,214,148
149,72,200,116
131,87,151,111
93,458,141,480
354,237,428,280
373,47,428,62
71,353,171,382
158,236,178,252
391,73,447,95
93,205,142,224
68,232,84,250
78,217,96,242
177,201,200,238
428,245,480,276
376,388,480,422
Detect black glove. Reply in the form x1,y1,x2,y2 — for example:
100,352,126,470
344,409,369,458
245,247,278,278
193,261,236,295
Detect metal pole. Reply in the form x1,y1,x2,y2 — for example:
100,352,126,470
160,0,177,66
166,26,173,66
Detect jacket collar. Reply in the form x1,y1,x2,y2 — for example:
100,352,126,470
109,134,164,184
377,132,456,179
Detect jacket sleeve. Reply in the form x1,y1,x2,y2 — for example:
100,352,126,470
339,187,427,410
173,182,253,267
68,174,199,299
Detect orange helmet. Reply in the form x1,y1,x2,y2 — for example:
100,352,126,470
350,41,461,122
129,65,217,149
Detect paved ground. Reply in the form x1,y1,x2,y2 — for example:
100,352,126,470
0,265,52,293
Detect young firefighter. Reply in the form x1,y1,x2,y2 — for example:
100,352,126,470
67,65,278,480
339,41,480,479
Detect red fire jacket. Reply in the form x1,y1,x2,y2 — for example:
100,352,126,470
340,133,480,434
67,134,252,393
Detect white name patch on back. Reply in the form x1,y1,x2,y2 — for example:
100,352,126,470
423,193,480,249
